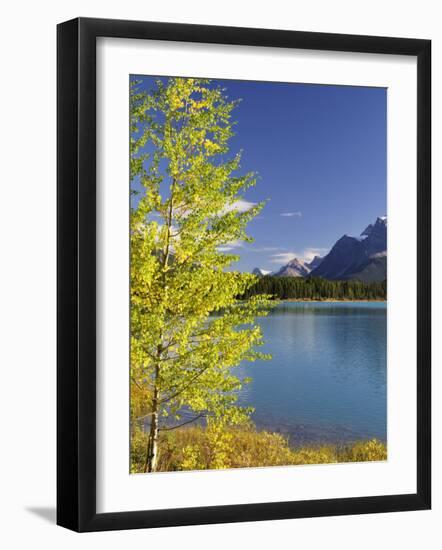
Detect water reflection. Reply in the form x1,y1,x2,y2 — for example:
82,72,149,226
236,301,387,445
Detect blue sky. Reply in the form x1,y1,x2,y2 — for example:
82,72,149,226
131,76,386,273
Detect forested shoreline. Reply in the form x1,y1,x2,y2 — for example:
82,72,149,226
241,276,387,301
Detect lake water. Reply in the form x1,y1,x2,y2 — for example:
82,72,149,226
236,301,387,446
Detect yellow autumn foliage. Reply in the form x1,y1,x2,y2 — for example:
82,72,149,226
130,425,387,473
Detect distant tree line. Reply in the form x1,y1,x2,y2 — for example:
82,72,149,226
241,276,387,301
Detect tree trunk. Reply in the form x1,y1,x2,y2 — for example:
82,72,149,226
144,362,160,473
144,191,174,474
144,384,159,473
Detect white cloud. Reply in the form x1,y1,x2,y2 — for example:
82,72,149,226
224,199,256,213
151,200,256,221
269,252,298,264
252,246,285,253
280,211,302,217
302,247,329,261
219,243,285,254
269,247,329,265
218,239,245,252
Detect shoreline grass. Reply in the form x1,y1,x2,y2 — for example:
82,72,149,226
131,425,387,473
280,298,387,302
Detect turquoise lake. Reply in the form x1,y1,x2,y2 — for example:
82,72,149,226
236,301,387,446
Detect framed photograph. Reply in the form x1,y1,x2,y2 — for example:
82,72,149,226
57,17,431,532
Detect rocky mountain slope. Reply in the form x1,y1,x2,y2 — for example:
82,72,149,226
276,257,311,278
309,217,387,282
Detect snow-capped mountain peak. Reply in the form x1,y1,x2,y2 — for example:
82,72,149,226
252,267,272,277
309,216,387,282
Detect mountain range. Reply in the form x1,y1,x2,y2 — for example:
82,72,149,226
252,216,387,283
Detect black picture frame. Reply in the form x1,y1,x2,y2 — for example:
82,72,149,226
57,17,431,532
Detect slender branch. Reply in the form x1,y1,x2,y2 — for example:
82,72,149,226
131,376,144,390
159,413,206,431
140,338,177,362
160,362,214,405
136,411,155,420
